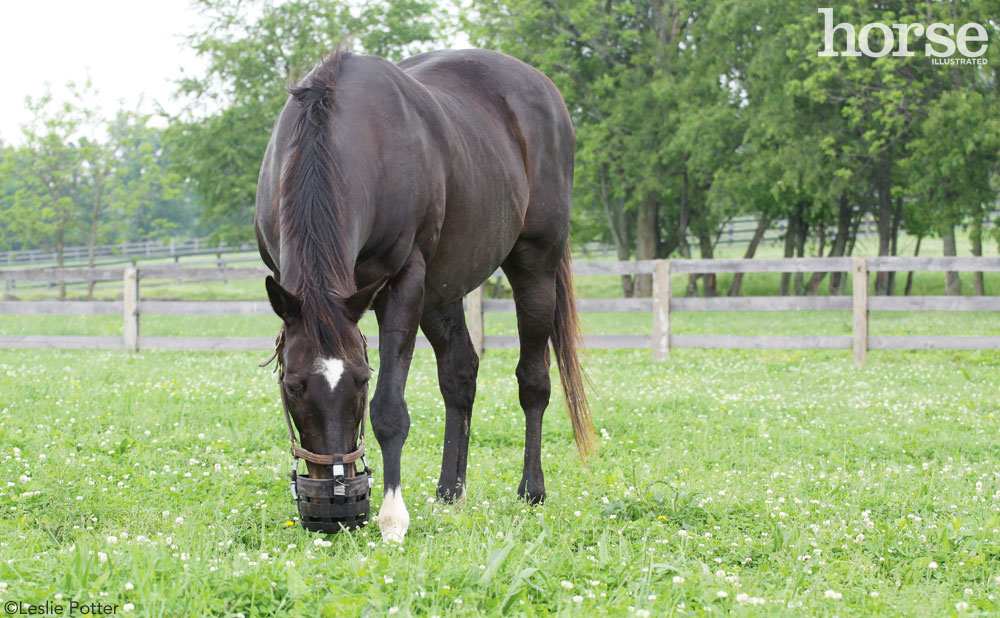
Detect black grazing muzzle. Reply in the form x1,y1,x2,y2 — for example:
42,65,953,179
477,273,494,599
264,328,373,533
289,449,371,533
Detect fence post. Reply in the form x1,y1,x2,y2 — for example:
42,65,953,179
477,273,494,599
123,267,140,353
653,260,671,361
852,258,868,366
467,284,485,359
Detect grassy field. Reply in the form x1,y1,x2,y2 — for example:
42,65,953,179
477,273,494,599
1,341,999,616
2,241,999,616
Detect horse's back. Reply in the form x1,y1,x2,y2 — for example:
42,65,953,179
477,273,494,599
400,49,574,188
399,50,575,302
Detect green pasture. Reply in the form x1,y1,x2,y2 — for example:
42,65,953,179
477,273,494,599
1,337,1000,616
2,242,1000,616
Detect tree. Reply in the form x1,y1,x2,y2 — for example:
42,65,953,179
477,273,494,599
0,82,181,297
1,88,89,296
166,0,441,241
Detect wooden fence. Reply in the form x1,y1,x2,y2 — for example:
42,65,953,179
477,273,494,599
1,257,998,365
0,238,257,268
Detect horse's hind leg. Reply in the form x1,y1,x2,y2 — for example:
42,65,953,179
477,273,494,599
421,300,479,503
502,240,559,505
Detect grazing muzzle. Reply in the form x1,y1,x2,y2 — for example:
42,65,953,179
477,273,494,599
289,448,371,533
264,328,373,533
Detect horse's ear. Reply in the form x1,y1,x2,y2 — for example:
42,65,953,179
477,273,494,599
342,277,388,322
265,276,301,324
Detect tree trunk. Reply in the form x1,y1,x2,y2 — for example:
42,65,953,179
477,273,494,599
904,236,922,296
87,182,102,300
697,227,717,297
56,228,66,299
677,172,698,297
885,196,903,296
634,193,659,297
825,196,852,296
598,167,634,297
793,216,808,296
873,170,894,296
779,209,799,296
728,215,770,297
971,216,984,296
942,226,962,296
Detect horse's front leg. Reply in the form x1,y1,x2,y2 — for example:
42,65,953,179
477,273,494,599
370,253,425,543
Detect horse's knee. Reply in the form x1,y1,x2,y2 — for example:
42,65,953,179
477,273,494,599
515,361,550,412
441,352,478,411
370,391,410,446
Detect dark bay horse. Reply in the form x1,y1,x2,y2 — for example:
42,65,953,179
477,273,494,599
255,48,595,542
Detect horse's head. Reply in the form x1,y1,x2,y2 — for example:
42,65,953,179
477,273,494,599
264,275,383,480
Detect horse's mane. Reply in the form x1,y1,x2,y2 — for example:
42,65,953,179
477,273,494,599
280,47,358,357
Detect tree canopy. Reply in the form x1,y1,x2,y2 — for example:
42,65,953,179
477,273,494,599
1,0,996,299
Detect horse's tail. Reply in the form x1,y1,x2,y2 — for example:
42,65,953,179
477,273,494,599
552,245,597,461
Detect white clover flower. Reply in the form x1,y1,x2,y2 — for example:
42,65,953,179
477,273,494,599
956,601,970,611
572,596,583,603
824,590,842,600
97,552,108,563
717,591,728,598
928,561,938,570
124,582,134,591
122,603,134,613
672,576,685,584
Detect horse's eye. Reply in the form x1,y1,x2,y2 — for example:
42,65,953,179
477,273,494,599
285,381,305,397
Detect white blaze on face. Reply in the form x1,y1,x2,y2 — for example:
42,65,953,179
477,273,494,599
378,487,409,543
315,357,345,392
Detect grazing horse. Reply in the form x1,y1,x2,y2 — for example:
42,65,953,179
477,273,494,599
255,47,595,542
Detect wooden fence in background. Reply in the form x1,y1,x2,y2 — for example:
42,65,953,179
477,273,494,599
1,257,998,365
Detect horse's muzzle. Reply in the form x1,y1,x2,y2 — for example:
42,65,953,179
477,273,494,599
291,463,372,532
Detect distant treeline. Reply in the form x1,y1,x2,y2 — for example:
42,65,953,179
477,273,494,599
1,0,997,300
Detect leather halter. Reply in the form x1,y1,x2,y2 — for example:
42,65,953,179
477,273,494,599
265,327,367,468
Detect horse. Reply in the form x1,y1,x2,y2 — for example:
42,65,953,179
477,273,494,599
255,47,595,542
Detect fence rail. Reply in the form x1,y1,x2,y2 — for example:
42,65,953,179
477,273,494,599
0,238,257,267
1,257,997,364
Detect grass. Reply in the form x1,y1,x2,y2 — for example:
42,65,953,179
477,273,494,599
1,342,1000,616
1,243,999,615
3,307,999,340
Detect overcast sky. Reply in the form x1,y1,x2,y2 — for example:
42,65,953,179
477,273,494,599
0,0,209,144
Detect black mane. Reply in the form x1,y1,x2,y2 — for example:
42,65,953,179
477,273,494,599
280,48,357,357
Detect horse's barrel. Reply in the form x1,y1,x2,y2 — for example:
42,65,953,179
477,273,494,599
291,467,372,532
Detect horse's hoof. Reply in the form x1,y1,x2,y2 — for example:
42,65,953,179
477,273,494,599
518,479,545,505
436,483,467,504
378,488,409,543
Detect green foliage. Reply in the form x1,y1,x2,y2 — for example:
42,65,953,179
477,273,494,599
469,0,1000,280
0,82,190,259
165,0,441,242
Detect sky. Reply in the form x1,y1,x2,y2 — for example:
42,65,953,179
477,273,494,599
0,0,210,144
